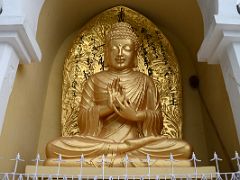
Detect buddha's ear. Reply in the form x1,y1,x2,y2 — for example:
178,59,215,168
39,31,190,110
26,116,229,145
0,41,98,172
132,57,138,71
103,44,109,69
133,42,140,68
134,48,139,67
134,55,138,68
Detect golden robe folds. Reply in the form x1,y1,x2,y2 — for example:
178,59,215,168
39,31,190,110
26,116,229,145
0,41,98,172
46,70,191,167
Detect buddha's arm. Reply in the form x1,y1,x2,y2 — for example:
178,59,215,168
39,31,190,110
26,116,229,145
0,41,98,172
98,104,114,117
146,79,160,110
100,77,125,118
113,97,146,121
142,78,163,136
112,76,162,124
77,77,104,135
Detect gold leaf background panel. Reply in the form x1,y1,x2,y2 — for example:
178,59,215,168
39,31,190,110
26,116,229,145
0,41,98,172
61,6,183,138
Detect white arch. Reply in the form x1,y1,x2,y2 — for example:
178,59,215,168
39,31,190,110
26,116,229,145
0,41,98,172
197,0,218,35
21,0,45,36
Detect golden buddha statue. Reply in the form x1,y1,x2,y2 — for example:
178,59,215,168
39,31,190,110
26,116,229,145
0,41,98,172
45,22,192,167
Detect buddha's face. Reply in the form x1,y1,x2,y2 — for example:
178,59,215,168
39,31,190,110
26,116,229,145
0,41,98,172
107,39,136,71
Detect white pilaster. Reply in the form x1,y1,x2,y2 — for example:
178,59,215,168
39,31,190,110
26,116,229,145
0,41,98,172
220,42,240,140
198,15,240,64
0,0,43,134
0,43,19,133
0,16,41,134
198,13,240,142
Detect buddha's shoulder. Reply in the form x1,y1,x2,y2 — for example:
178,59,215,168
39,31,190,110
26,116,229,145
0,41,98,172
133,71,154,82
88,71,108,80
132,71,147,77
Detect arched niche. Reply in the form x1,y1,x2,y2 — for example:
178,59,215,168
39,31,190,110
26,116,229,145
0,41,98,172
35,0,240,171
36,2,210,166
5,0,239,173
1,0,206,172
0,0,239,173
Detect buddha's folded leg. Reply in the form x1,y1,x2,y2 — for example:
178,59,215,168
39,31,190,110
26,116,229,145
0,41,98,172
46,136,114,157
45,136,192,167
134,137,192,159
125,137,192,167
45,136,110,166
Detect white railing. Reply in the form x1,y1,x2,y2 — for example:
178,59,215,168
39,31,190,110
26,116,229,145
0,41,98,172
0,172,239,180
0,151,239,180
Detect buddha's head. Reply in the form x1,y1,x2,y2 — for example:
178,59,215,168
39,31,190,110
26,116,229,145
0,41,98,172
105,22,139,71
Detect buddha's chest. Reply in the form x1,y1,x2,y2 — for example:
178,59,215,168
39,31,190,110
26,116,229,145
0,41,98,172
93,73,148,108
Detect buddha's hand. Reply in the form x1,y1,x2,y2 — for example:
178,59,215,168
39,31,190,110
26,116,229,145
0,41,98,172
107,78,125,110
113,97,145,122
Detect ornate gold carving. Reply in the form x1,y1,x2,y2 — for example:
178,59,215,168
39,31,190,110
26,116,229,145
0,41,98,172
61,6,183,139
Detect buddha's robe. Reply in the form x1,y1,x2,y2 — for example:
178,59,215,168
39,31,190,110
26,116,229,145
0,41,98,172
46,70,192,167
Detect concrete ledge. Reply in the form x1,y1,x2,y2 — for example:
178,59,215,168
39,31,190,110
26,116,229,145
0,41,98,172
26,165,216,178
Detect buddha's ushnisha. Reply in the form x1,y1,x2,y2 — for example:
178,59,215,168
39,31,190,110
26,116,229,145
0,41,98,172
46,22,192,167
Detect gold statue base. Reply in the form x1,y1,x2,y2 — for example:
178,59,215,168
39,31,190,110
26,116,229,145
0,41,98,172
25,165,216,179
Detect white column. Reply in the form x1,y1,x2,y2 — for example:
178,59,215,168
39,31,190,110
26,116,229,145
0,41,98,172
0,17,41,134
219,42,240,139
198,13,240,142
0,44,19,133
0,0,42,134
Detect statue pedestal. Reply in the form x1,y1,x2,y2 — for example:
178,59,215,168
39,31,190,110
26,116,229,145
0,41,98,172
25,165,216,179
